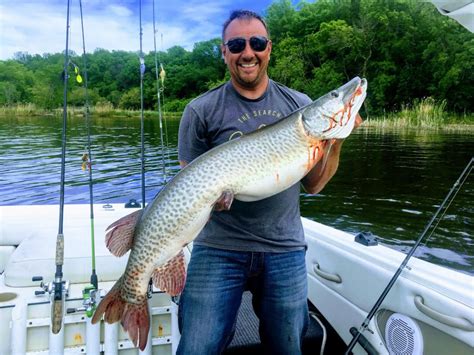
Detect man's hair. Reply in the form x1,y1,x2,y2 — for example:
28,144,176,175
222,10,269,40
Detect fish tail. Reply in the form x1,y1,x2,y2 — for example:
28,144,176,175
122,299,150,350
92,276,150,350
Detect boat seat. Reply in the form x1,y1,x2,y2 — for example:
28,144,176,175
0,246,15,273
3,204,132,287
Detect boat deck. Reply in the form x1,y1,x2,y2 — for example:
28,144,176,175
224,291,347,354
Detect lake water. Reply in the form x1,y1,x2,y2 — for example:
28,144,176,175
1,115,472,275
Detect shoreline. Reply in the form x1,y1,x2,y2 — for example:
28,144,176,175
1,105,473,130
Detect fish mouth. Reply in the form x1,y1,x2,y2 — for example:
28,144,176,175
341,77,366,119
341,77,363,105
343,77,367,124
321,77,367,137
301,77,367,140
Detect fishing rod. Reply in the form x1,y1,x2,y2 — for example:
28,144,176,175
152,0,168,184
139,0,146,208
49,0,72,335
345,157,473,354
78,0,98,293
159,32,171,172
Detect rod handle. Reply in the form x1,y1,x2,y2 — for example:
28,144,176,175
51,299,64,334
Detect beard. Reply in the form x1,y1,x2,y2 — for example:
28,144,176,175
233,62,268,89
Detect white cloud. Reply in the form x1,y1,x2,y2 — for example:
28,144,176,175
0,0,281,60
1,3,68,58
106,5,133,17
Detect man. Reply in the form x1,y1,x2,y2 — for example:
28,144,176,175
177,10,358,354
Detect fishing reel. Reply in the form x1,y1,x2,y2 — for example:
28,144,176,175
32,276,70,300
66,284,101,318
33,275,71,333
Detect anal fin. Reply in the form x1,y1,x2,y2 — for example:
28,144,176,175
152,250,186,296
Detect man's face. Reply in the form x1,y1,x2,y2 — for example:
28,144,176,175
221,18,272,91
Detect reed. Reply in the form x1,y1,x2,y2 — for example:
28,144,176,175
0,103,49,116
366,98,473,129
0,103,183,119
2,99,472,129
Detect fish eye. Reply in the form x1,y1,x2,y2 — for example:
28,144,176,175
330,91,339,98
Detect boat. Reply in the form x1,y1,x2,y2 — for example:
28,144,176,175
1,202,472,354
1,0,471,352
430,0,474,32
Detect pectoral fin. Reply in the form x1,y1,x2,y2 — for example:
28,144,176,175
213,190,234,211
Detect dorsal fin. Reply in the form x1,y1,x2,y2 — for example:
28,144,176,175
105,209,143,257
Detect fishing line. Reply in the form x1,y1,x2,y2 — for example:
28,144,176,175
139,0,146,208
345,157,473,354
78,0,98,291
160,33,171,169
152,0,168,184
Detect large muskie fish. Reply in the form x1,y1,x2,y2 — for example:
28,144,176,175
92,77,368,349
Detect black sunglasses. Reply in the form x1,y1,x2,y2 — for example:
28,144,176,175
224,36,269,54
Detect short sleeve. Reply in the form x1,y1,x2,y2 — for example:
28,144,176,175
178,104,210,164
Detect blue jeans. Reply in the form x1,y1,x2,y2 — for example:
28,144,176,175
177,245,309,355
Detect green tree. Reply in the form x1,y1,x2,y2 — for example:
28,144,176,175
0,60,35,105
269,37,307,93
119,87,141,110
1,0,472,114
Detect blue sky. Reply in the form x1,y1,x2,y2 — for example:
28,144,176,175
0,0,308,60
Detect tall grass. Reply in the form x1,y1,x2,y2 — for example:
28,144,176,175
402,98,446,127
0,103,50,116
0,102,182,119
2,99,473,130
367,98,473,129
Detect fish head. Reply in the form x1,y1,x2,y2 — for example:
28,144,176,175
301,77,367,140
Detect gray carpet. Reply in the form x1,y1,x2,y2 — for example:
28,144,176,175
227,291,261,348
224,291,334,354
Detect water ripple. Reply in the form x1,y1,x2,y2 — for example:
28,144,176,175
1,118,473,275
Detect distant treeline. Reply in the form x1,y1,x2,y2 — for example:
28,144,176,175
0,0,472,114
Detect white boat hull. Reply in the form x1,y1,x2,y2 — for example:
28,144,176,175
0,204,472,354
303,218,473,354
0,204,182,354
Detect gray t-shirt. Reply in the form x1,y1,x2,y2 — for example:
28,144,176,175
178,80,312,252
